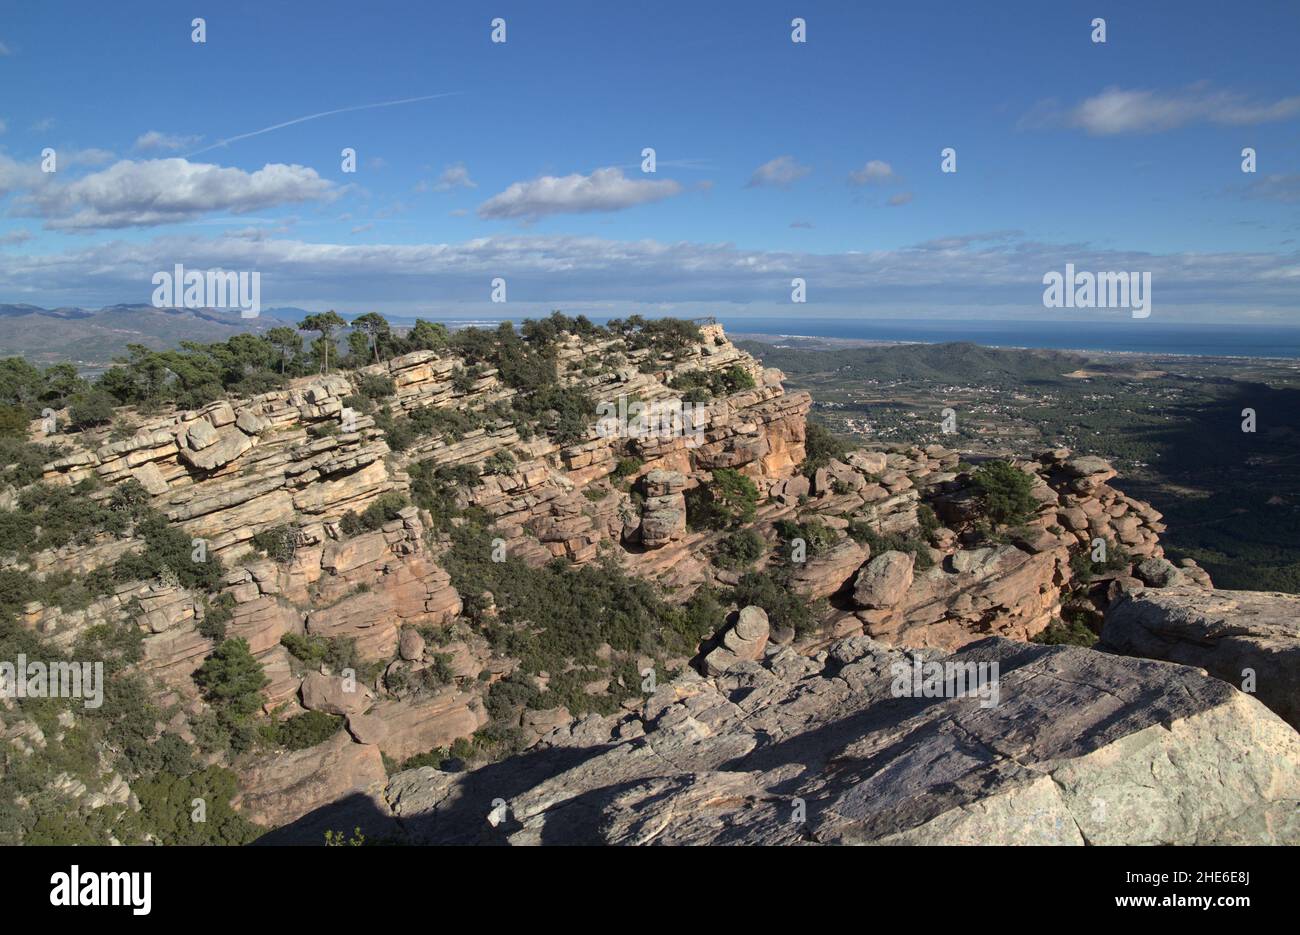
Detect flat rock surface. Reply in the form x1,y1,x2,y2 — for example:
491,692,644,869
1103,586,1300,730
384,637,1300,845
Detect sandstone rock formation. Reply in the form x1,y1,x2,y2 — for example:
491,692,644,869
1102,586,1300,730
13,319,1270,844
381,636,1300,845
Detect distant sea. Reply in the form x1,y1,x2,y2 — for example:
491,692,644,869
712,317,1300,360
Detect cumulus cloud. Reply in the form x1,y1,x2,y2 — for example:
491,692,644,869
0,152,40,197
478,167,682,221
14,158,336,230
746,155,811,188
134,131,203,152
1025,84,1300,135
849,160,895,185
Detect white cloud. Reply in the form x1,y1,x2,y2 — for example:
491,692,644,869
849,160,895,185
1026,84,1300,135
31,117,54,132
887,192,913,207
134,130,203,152
4,231,1295,322
15,158,336,230
478,167,682,221
746,155,811,188
0,119,6,134
0,41,11,57
0,228,32,246
421,162,476,193
0,152,40,198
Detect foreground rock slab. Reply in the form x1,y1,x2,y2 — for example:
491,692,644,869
384,637,1300,845
1102,586,1300,730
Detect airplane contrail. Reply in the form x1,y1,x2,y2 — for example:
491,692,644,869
184,92,463,158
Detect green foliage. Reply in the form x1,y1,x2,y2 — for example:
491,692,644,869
611,456,642,480
197,592,236,642
268,710,345,750
192,638,268,753
609,317,702,358
128,767,260,845
409,460,482,531
668,365,755,401
800,421,850,479
250,524,299,563
972,460,1038,526
0,437,56,487
1032,616,1099,647
354,373,397,400
299,311,348,373
339,492,409,537
440,519,711,720
846,522,935,571
774,519,839,560
713,528,766,569
684,468,758,530
112,514,225,593
406,319,449,353
727,570,817,635
67,390,116,430
483,449,517,476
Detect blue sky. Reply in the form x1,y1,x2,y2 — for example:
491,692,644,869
0,0,1297,322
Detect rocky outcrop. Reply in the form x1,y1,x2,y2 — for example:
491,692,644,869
702,606,770,675
382,636,1300,845
1102,587,1300,730
233,733,387,830
18,320,1259,846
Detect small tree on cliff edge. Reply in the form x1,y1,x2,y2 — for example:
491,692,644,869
972,459,1037,526
299,311,347,374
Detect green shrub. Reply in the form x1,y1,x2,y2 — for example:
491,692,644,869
193,638,268,734
800,422,849,479
713,528,766,569
727,570,817,635
684,468,758,530
67,391,116,430
270,710,344,750
251,524,299,562
972,460,1038,526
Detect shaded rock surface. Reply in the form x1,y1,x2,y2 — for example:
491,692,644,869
383,637,1300,845
1102,586,1300,730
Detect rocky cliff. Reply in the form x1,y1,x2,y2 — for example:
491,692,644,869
6,319,1294,844
381,635,1300,845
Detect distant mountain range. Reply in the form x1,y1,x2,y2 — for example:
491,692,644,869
0,304,323,371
